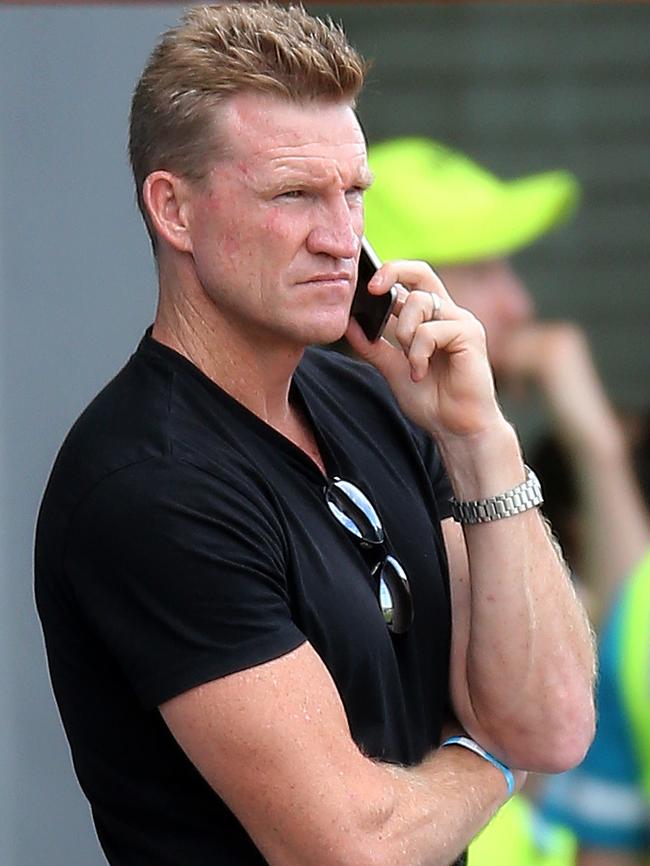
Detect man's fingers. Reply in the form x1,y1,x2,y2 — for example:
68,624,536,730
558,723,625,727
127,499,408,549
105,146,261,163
393,290,456,348
349,291,485,385
369,260,452,303
407,313,487,381
407,321,466,381
370,260,458,347
393,290,473,351
349,257,487,388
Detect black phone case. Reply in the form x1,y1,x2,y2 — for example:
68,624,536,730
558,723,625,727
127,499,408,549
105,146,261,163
351,241,396,341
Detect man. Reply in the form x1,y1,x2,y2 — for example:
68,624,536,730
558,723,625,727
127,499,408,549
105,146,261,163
35,6,595,866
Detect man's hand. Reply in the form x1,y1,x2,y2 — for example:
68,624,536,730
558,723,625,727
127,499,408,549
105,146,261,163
346,260,502,440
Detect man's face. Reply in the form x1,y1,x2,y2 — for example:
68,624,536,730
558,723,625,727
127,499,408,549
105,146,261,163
182,92,370,348
436,259,535,371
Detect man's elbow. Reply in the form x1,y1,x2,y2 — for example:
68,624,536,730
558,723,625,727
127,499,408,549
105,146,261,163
528,692,596,774
545,711,596,774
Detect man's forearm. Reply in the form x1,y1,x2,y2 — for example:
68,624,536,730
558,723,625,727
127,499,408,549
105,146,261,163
439,420,596,772
162,640,522,866
355,743,520,866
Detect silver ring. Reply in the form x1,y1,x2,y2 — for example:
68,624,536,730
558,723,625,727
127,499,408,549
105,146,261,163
430,292,442,320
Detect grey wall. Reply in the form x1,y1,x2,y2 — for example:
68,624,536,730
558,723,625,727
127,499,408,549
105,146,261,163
1,4,648,865
1,7,179,865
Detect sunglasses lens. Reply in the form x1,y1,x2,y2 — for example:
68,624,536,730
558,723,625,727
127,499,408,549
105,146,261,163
324,478,412,634
378,555,413,634
325,479,384,544
378,576,395,627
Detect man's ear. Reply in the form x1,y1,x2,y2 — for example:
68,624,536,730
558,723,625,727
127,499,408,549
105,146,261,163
142,171,194,253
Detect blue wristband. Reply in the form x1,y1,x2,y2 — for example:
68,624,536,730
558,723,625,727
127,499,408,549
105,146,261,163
441,735,515,798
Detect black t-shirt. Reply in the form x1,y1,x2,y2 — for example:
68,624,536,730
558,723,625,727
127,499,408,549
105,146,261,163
35,331,456,865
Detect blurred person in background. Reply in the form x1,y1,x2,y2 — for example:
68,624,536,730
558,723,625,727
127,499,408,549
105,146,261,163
364,138,650,865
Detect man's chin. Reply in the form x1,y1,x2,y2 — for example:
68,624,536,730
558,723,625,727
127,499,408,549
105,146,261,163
314,325,350,347
299,316,351,348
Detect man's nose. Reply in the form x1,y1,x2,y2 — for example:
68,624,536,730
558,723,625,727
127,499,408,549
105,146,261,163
306,197,360,260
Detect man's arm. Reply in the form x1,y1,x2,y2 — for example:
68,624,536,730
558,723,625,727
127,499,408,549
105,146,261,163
161,641,524,866
346,261,596,774
441,437,596,772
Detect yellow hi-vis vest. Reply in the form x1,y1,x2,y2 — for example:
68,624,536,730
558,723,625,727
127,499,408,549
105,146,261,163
619,548,650,801
468,794,576,866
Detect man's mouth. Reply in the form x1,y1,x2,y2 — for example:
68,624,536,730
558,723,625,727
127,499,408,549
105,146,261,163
303,272,353,283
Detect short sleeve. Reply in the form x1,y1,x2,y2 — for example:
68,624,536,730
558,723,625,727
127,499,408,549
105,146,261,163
408,422,454,521
539,594,650,850
64,457,306,709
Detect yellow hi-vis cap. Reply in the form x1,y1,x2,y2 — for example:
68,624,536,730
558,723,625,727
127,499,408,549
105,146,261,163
364,138,580,266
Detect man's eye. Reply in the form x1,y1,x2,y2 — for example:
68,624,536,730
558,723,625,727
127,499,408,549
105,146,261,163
346,187,365,200
277,190,304,200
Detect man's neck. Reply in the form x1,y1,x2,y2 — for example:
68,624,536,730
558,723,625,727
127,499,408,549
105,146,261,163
152,280,305,435
153,301,327,474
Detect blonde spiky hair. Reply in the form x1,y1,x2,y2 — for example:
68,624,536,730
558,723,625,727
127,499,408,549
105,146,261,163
129,2,369,248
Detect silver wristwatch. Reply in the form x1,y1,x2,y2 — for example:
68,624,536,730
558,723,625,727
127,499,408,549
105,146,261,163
450,466,543,524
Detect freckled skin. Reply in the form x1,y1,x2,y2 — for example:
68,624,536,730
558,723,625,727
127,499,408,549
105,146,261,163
183,94,371,352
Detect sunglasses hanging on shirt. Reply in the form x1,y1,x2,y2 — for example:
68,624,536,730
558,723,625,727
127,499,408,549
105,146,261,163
324,477,413,634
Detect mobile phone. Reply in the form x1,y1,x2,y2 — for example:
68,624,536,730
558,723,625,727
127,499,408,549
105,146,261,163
350,237,397,342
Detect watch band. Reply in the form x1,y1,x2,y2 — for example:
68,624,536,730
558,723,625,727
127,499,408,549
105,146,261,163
450,465,543,525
